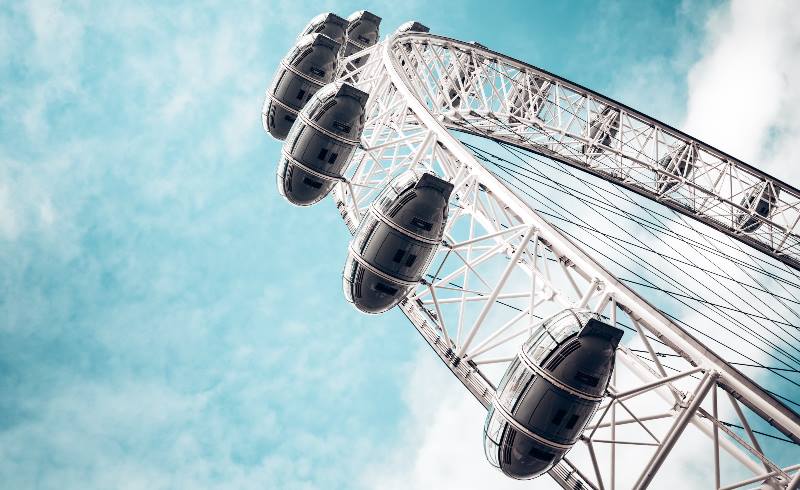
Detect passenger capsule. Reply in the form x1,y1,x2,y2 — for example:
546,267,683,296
581,106,619,155
484,310,622,480
397,22,429,72
736,182,779,233
343,171,453,314
441,50,481,108
656,143,696,194
508,73,550,121
397,21,429,34
341,10,381,73
262,33,341,141
277,82,368,206
298,12,349,45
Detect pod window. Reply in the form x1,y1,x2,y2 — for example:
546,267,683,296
575,371,600,387
333,121,352,133
565,414,580,430
303,177,323,189
502,430,516,463
314,100,337,121
292,48,312,66
284,167,292,192
545,339,581,371
375,282,398,295
389,192,416,217
551,409,566,425
353,268,364,298
527,446,554,462
411,217,433,231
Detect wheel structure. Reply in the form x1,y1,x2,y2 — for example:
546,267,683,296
272,21,800,489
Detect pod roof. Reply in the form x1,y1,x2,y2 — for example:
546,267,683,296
299,12,349,45
397,21,429,33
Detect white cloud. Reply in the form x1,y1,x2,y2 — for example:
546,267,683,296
18,0,85,138
0,182,20,240
0,154,70,242
362,349,555,490
26,0,85,72
678,0,800,376
684,0,800,174
364,347,724,490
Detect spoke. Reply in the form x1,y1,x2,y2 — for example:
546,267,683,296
634,371,717,489
611,367,704,402
457,226,537,357
584,438,606,490
463,306,531,360
427,283,453,350
446,223,529,249
586,412,673,432
323,34,800,490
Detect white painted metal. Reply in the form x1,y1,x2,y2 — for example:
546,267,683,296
325,29,800,489
633,371,718,489
395,34,800,272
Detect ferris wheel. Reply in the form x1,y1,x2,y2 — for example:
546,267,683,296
262,11,800,489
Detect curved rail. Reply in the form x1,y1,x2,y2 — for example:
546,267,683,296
391,33,800,272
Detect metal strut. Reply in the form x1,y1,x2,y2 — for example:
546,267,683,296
327,28,800,490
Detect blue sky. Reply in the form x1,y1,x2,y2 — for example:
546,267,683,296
1,0,798,488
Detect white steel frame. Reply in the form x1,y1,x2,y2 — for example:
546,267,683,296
328,32,800,489
396,34,800,272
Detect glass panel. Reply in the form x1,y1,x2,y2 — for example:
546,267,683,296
498,359,532,411
343,254,358,281
303,93,324,116
496,358,520,394
284,43,301,62
522,309,597,365
352,214,379,252
374,188,399,214
483,407,504,468
390,171,419,194
372,171,421,215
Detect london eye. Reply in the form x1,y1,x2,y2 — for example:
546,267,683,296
262,11,800,489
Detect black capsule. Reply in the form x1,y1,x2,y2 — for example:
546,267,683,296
737,182,778,233
397,21,429,33
343,172,453,313
442,49,481,108
341,11,381,74
277,82,368,206
581,106,619,155
262,34,341,141
484,311,622,480
299,12,349,45
656,143,696,194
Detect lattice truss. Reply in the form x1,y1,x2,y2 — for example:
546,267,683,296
389,34,800,273
328,35,800,489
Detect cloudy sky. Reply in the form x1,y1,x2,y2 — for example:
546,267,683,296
1,0,799,488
